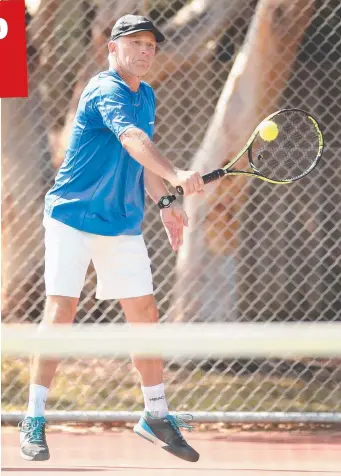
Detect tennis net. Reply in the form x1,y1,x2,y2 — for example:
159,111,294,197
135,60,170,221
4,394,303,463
2,322,341,474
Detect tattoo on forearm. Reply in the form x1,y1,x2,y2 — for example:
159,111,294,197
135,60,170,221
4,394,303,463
121,128,153,154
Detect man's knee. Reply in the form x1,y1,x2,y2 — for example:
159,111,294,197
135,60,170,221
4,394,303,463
43,296,78,324
120,295,159,323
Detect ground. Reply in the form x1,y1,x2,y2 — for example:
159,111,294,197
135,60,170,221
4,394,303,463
2,424,341,476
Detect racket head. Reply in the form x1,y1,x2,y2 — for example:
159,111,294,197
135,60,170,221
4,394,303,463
247,108,324,183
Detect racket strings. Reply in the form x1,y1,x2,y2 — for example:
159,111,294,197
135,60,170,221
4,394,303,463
251,111,320,181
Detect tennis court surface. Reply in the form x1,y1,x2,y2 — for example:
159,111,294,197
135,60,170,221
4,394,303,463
2,425,341,476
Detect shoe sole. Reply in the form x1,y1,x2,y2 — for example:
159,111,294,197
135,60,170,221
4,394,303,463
134,423,200,463
20,449,50,461
134,423,164,447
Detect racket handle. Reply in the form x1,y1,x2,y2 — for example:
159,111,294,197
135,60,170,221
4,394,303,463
176,169,225,195
202,169,225,184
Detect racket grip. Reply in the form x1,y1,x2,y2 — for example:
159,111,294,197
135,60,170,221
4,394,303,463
176,169,225,195
202,169,225,184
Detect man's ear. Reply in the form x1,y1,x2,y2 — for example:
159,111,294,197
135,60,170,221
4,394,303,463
108,40,116,55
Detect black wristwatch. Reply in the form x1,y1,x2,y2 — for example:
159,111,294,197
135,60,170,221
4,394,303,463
157,195,176,209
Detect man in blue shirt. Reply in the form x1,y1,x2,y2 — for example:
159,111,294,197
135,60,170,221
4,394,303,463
20,15,203,463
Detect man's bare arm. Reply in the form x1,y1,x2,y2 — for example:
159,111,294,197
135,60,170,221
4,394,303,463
120,128,177,184
144,168,170,204
120,128,204,195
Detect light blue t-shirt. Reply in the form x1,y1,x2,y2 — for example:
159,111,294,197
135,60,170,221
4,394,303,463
45,70,156,236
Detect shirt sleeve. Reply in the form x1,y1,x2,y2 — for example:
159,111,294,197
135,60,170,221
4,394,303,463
96,77,137,139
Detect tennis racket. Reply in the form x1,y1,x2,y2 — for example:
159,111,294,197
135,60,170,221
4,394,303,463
176,108,324,195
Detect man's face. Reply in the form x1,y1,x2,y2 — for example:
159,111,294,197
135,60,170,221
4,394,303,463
110,31,157,77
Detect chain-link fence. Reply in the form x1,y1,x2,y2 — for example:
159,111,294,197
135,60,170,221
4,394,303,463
2,0,341,421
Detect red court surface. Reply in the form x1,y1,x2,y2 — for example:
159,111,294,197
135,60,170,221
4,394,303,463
2,427,341,476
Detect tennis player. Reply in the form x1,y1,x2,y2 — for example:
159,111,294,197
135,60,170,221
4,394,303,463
19,14,203,463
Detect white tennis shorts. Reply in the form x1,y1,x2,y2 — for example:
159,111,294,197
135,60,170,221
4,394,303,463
43,215,153,300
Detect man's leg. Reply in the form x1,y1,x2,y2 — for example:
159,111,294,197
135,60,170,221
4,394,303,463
20,296,78,462
93,234,199,462
20,216,91,461
120,294,199,463
27,296,78,417
120,295,168,418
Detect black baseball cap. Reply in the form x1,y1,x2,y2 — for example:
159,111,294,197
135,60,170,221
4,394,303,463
110,14,165,43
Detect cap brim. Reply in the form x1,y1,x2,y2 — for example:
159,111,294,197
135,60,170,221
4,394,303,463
112,27,165,43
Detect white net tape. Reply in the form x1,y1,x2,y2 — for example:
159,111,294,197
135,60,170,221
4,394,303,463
3,322,341,358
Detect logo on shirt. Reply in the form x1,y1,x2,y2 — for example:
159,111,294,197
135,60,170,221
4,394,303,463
149,121,154,125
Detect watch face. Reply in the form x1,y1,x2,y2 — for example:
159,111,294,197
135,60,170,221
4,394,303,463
163,198,170,206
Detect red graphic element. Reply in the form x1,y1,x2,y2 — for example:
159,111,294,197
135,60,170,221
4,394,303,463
0,0,28,98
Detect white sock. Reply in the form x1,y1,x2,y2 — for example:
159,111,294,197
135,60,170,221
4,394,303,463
141,383,169,418
26,384,49,418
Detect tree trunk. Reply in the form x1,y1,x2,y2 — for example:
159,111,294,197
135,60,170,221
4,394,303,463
144,0,252,87
173,0,315,323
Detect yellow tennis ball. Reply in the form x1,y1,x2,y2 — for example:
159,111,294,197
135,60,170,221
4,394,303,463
259,120,279,141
